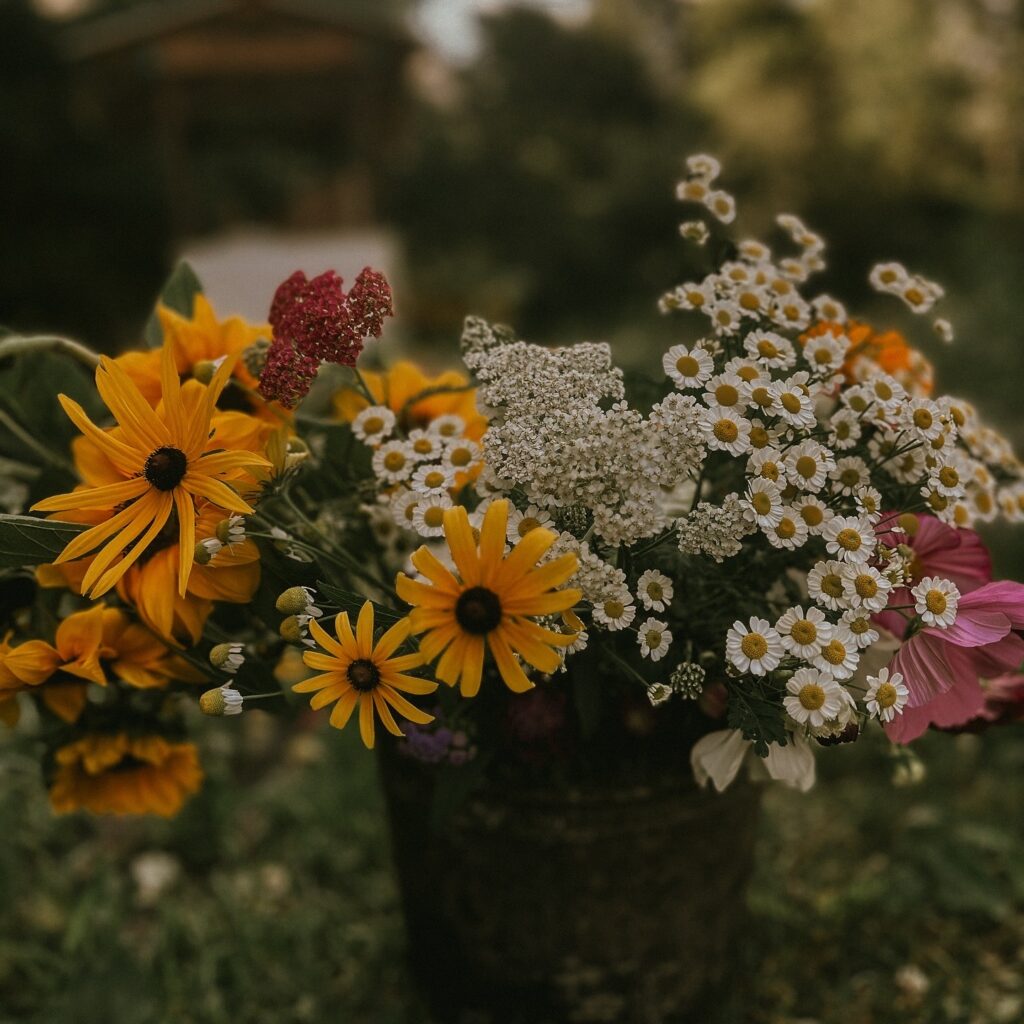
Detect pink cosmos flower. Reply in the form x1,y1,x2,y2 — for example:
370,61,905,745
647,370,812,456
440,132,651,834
874,512,991,637
885,580,1024,743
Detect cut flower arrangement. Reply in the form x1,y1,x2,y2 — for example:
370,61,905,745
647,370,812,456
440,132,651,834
2,156,1024,821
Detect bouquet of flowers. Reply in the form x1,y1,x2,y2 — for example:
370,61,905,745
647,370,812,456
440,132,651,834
2,156,1023,818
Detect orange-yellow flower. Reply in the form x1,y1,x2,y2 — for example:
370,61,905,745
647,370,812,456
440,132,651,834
118,294,282,423
31,339,269,599
396,500,580,696
296,601,436,749
333,360,486,440
49,733,202,817
0,603,205,723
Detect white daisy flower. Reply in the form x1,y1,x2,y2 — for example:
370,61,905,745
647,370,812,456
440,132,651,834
785,440,836,493
803,332,849,375
410,463,456,495
772,374,817,429
676,179,713,203
811,294,847,322
592,589,637,631
868,261,908,293
743,329,796,370
840,610,879,649
933,318,954,344
686,153,721,181
506,504,554,543
784,669,843,727
704,190,736,224
911,576,960,629
352,405,396,445
744,477,784,529
390,488,421,531
646,681,674,706
770,294,811,332
726,617,784,676
828,408,863,450
747,447,786,484
904,398,944,441
813,626,860,680
638,618,672,661
764,509,810,550
865,374,906,411
700,404,752,456
807,559,851,612
407,429,444,462
898,276,939,314
427,414,466,440
372,440,416,483
822,515,875,564
679,220,710,244
840,564,892,613
854,485,884,521
707,300,743,335
673,281,715,311
441,438,481,474
830,456,871,496
410,493,454,538
864,667,910,722
703,372,747,410
791,495,833,536
637,569,674,612
738,239,771,262
663,344,714,389
776,605,834,660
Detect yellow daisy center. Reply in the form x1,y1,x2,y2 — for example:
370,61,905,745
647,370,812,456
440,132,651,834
740,633,768,660
715,383,740,406
925,590,947,615
912,408,933,431
751,492,773,516
713,419,739,444
780,393,802,414
875,682,898,708
795,455,817,479
798,683,825,710
450,447,472,467
413,438,434,455
517,517,542,537
790,620,817,645
776,517,797,540
821,573,845,599
676,355,700,377
384,451,407,472
363,416,384,435
854,574,878,598
603,599,625,619
873,381,893,401
757,339,779,358
749,426,770,449
646,581,664,601
839,468,861,488
423,506,445,528
645,629,663,648
848,616,871,635
799,504,823,527
423,471,446,489
836,528,862,551
821,640,848,666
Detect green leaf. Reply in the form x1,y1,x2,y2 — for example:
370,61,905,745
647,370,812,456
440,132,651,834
0,514,86,569
315,580,404,627
143,261,204,347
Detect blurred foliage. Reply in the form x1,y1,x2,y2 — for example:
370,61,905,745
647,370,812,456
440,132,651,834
1,716,1023,1023
0,0,169,349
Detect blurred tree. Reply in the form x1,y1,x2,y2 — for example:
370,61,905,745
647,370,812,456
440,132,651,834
0,0,169,349
385,6,707,343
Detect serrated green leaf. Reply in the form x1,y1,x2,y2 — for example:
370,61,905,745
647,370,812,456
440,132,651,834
0,515,86,569
144,261,204,347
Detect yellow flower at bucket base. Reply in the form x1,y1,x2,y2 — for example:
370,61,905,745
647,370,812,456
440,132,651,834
296,601,436,749
31,339,269,600
49,733,202,817
396,500,581,696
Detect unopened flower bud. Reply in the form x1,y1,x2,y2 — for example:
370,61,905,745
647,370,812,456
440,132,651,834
276,586,318,616
193,538,222,565
279,615,306,643
285,437,310,468
646,682,672,707
199,686,243,716
216,515,246,546
210,642,244,673
193,357,226,385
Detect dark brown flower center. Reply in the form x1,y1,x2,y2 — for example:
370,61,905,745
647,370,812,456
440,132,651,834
346,659,380,692
455,586,503,634
144,446,188,491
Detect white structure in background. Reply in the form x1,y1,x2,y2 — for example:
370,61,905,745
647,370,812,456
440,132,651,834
180,228,404,329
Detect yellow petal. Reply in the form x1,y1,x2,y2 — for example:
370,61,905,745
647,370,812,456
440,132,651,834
503,553,579,601
434,633,469,687
329,687,359,729
379,685,434,725
96,356,170,451
477,499,509,585
373,616,411,661
408,547,461,593
493,527,559,590
88,492,174,597
181,474,254,514
308,616,346,659
32,476,150,513
355,602,375,657
459,636,486,698
396,573,456,610
503,588,581,617
174,488,196,598
497,620,562,674
487,633,534,693
357,694,376,748
372,690,405,737
57,394,145,472
4,640,60,684
442,506,481,585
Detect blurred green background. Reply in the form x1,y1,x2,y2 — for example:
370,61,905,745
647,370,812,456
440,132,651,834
1,0,1023,1020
